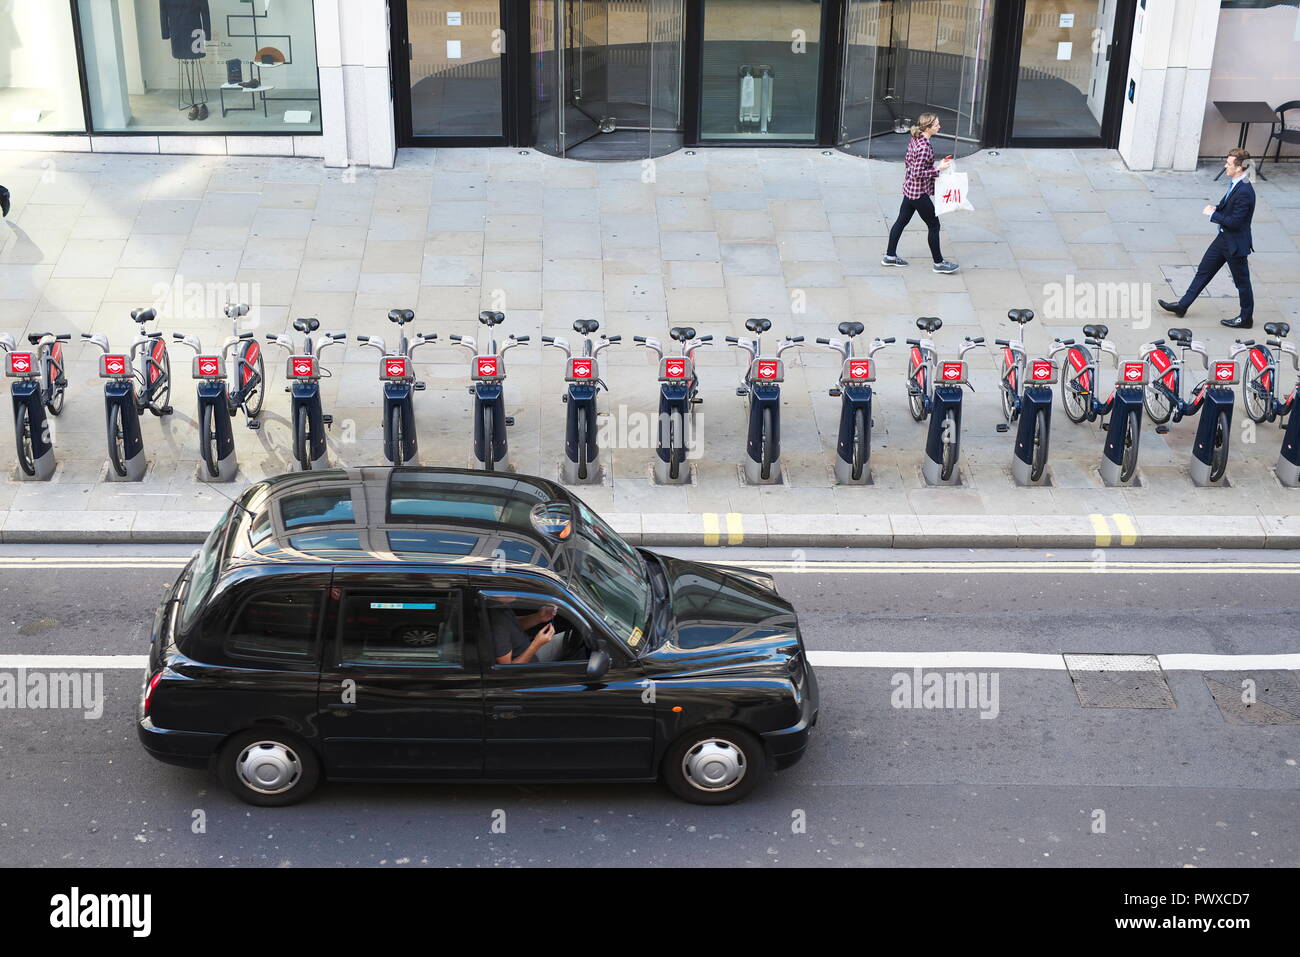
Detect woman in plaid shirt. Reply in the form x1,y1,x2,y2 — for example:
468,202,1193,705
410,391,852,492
883,113,959,274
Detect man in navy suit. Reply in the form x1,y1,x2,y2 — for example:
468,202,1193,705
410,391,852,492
1159,148,1256,329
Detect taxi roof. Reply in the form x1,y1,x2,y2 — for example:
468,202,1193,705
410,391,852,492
223,467,575,573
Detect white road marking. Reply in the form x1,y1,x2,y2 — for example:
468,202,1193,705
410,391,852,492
730,561,1300,574
2,652,1297,672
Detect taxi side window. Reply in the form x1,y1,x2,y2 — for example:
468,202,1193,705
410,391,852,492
339,592,463,667
226,589,322,663
481,594,592,667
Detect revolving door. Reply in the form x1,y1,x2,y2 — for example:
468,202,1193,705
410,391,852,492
531,0,685,159
838,0,992,160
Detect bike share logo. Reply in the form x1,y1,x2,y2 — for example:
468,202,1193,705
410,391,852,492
942,361,964,382
848,359,871,379
8,353,32,376
1123,362,1144,383
101,355,128,377
197,356,220,377
664,358,687,379
569,358,593,379
1032,361,1054,381
384,357,408,378
292,358,315,377
477,357,499,377
757,359,779,380
1215,362,1236,383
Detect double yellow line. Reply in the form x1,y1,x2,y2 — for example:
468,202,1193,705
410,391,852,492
1089,513,1138,546
702,512,745,546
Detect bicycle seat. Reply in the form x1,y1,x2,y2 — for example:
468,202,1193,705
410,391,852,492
916,317,943,334
131,308,157,324
1264,321,1290,338
478,310,505,326
1082,323,1109,340
293,317,320,334
1007,308,1035,325
837,321,865,338
573,319,600,336
745,317,772,334
225,303,250,319
1167,327,1193,345
389,309,416,324
669,327,696,343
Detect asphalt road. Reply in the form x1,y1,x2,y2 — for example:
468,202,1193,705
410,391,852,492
0,546,1297,867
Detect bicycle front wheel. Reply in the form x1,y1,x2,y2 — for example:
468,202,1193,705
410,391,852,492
1120,410,1141,483
387,404,404,465
14,405,35,477
576,406,589,481
1030,408,1049,483
107,404,128,478
295,404,310,471
667,409,683,480
851,408,868,481
199,403,220,478
940,409,958,481
1209,410,1230,483
481,404,495,471
760,407,773,481
1143,382,1173,425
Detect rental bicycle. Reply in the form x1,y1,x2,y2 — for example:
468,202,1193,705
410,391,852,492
542,319,621,483
450,311,529,472
81,317,174,479
267,317,346,471
905,316,983,483
1238,321,1297,425
994,307,1053,484
635,327,712,483
726,318,803,484
357,308,437,466
1,333,62,478
815,322,893,483
1054,324,1144,484
1141,328,1230,484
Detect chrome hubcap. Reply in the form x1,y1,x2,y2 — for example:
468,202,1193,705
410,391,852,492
237,741,301,795
682,738,746,792
401,628,438,646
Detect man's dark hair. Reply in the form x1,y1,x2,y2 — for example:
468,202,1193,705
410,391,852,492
1227,148,1251,171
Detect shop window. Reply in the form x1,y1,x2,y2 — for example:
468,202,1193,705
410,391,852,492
0,2,87,132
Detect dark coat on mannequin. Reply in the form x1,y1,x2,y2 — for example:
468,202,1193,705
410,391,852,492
160,0,213,60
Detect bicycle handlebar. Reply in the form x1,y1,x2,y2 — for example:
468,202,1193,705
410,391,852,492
605,335,622,343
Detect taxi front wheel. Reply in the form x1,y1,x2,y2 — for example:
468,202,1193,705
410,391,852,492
662,725,765,805
218,729,321,807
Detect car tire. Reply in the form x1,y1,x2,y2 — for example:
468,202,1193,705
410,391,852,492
662,725,766,806
218,729,321,807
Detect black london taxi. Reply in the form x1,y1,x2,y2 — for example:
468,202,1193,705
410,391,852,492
138,467,818,806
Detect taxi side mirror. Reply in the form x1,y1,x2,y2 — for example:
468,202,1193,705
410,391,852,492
586,648,611,682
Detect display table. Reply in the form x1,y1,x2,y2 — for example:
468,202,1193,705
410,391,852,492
219,82,275,118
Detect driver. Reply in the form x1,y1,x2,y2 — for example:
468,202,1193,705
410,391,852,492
489,597,559,664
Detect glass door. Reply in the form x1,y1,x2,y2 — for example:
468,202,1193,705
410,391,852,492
1011,0,1109,139
398,0,507,142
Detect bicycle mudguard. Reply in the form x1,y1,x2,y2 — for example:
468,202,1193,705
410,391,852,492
103,379,146,481
922,385,963,486
1067,346,1091,393
239,339,260,388
1011,386,1053,486
834,386,873,484
291,382,328,468
1191,386,1232,486
1148,345,1176,391
473,387,507,466
10,381,56,480
149,339,166,385
745,383,782,470
1002,348,1017,392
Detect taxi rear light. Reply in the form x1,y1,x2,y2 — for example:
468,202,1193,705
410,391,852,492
143,672,162,716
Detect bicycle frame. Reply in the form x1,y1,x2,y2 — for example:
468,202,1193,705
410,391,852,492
1057,337,1120,423
542,328,620,484
727,332,803,485
451,319,528,472
268,324,345,471
818,331,892,484
1142,337,1210,424
1238,335,1298,424
635,330,711,484
174,334,239,482
82,332,150,481
906,326,982,486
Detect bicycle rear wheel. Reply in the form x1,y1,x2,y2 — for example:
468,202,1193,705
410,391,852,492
667,410,683,480
107,404,128,477
1061,367,1089,424
240,341,265,417
1120,410,1140,483
907,359,926,422
1242,363,1271,424
1143,382,1173,425
13,405,35,477
481,404,495,471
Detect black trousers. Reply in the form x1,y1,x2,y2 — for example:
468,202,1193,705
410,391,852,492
886,194,943,263
1178,233,1253,320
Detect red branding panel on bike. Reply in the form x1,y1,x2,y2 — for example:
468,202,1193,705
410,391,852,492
660,357,690,381
755,358,783,383
845,358,874,382
473,355,503,380
288,355,318,379
940,361,967,384
100,355,130,378
1031,359,1056,384
381,356,409,380
1121,361,1146,385
1213,360,1239,385
193,355,225,380
5,352,35,377
567,357,594,381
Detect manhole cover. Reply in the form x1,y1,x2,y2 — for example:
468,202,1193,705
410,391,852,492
1203,671,1300,726
1062,653,1177,709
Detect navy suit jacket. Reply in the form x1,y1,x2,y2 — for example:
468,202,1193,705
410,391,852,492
1210,179,1255,258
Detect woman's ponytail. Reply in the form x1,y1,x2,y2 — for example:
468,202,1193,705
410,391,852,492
910,113,939,138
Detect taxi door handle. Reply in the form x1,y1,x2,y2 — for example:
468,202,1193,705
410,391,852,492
491,706,523,720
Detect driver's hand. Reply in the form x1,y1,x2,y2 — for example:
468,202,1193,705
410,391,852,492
538,604,558,622
533,624,556,645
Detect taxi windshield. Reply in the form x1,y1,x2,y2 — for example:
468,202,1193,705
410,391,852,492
566,502,651,649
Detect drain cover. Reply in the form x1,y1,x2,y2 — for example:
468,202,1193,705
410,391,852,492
1063,653,1177,709
1203,671,1300,726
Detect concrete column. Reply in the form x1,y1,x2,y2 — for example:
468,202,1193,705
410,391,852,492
313,0,396,169
1118,0,1221,171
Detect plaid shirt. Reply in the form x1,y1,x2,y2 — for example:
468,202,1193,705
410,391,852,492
902,135,939,200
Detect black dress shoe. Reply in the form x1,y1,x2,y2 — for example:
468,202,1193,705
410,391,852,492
1157,299,1187,318
0,185,10,218
1221,316,1253,329
187,105,199,121
197,104,209,121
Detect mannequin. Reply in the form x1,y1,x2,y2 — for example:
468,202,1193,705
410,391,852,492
161,0,213,120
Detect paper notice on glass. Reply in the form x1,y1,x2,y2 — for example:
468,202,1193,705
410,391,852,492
1059,13,1075,28
1057,41,1073,60
447,12,462,26
447,40,462,59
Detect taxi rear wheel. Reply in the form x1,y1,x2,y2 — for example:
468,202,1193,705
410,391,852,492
218,729,321,807
662,725,765,805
